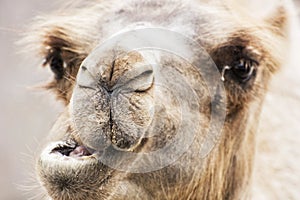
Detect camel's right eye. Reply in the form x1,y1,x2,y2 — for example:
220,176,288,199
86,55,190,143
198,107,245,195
43,48,65,80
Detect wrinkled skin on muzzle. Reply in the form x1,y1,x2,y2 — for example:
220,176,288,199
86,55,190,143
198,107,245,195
69,32,222,171
38,29,225,199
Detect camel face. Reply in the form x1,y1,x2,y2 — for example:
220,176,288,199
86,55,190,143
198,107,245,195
27,0,291,199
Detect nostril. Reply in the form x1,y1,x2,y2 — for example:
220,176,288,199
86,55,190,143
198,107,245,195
76,64,98,90
112,63,154,92
133,69,154,92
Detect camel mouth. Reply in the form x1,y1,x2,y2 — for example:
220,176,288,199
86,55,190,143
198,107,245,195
50,140,95,158
38,140,112,198
41,140,100,162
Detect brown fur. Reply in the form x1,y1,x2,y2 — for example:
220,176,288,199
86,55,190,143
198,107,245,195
22,0,299,199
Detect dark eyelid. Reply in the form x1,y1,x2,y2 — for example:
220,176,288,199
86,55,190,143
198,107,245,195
242,46,261,65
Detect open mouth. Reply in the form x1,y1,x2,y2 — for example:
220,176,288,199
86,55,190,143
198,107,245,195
42,139,100,162
38,139,113,199
50,140,95,158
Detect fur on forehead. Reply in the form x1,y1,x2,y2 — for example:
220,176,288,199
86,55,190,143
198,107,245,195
21,0,292,86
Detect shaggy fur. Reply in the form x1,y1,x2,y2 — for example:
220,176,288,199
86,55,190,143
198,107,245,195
22,0,300,199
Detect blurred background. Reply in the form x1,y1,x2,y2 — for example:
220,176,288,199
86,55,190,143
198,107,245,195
0,1,63,199
0,1,299,200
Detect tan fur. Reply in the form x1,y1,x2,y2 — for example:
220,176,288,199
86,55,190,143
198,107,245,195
22,0,300,199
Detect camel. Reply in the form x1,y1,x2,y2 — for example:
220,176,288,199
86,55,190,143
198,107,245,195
22,0,300,199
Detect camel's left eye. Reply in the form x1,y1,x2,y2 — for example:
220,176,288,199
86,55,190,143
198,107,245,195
232,59,257,83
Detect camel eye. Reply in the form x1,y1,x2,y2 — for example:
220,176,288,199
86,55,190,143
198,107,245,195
43,48,65,80
214,45,260,84
232,59,257,82
221,58,258,83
